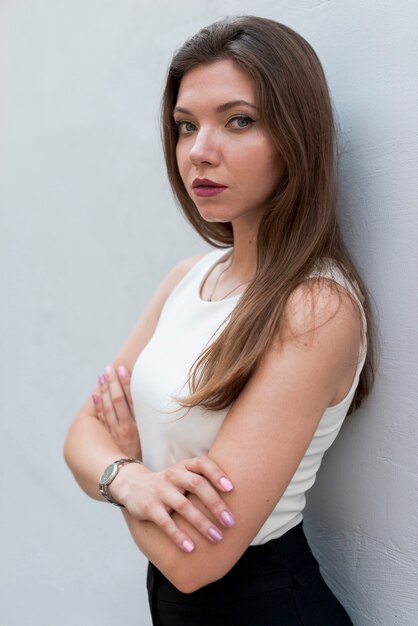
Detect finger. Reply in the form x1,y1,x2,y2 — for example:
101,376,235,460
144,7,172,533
167,490,226,544
92,393,109,432
183,456,234,493
90,390,100,418
98,373,119,431
141,502,196,553
92,392,103,421
105,365,134,424
167,467,236,530
116,365,135,415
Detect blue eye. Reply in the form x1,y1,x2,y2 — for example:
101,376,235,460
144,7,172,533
174,115,255,134
175,120,196,134
228,115,255,129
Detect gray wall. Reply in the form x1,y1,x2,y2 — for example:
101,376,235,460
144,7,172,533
1,1,416,625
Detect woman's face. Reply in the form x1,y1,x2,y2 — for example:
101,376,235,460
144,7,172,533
174,58,285,225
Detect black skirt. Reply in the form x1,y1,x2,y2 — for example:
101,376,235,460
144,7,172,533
146,520,353,625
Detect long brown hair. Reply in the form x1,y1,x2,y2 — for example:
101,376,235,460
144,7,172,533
160,15,378,416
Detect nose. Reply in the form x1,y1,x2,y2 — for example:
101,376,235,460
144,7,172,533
189,127,221,167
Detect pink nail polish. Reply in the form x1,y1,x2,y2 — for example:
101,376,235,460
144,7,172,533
98,374,106,385
92,394,99,405
221,511,236,527
219,477,233,492
182,539,194,552
118,365,127,378
208,527,223,542
105,365,113,376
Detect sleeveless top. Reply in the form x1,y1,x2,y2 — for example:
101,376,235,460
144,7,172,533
130,247,368,545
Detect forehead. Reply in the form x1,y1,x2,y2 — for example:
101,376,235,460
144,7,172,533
175,58,255,107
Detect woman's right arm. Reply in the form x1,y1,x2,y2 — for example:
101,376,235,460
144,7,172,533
63,252,206,501
63,252,238,553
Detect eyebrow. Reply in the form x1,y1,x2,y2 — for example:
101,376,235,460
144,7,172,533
173,99,258,115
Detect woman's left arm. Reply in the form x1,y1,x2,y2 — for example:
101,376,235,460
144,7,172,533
110,281,363,593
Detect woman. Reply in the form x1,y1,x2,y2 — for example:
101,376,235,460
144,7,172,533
64,15,377,625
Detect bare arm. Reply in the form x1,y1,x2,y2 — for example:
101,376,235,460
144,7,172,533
111,280,363,592
64,252,206,500
64,250,238,556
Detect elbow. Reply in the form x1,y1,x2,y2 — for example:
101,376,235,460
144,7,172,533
170,575,202,595
62,415,85,471
167,562,225,594
160,536,233,593
63,426,76,470
174,571,204,594
62,436,80,488
63,435,71,468
175,573,224,594
157,559,197,594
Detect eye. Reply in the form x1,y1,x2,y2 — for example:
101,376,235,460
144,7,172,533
227,115,255,129
175,120,196,134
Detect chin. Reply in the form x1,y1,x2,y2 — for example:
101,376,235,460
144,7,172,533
196,209,232,224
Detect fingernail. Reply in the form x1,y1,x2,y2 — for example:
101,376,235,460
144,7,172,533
92,394,99,405
208,527,223,542
182,539,195,552
118,365,127,378
98,374,106,385
105,365,113,377
221,511,236,527
219,477,233,492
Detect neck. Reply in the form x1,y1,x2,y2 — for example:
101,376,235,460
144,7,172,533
207,213,261,301
227,216,259,280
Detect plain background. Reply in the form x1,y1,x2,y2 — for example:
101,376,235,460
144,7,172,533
1,1,417,625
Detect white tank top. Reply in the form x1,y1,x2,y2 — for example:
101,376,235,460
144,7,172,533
130,247,368,545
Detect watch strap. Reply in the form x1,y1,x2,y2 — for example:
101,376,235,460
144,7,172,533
99,458,142,507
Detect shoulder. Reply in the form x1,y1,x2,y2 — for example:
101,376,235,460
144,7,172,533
280,275,362,350
171,251,207,280
274,277,363,407
162,251,207,297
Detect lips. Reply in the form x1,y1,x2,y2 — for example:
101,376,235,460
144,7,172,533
192,177,226,189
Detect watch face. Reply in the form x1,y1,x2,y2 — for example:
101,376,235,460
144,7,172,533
100,463,118,485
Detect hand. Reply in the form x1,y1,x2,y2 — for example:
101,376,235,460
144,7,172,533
110,456,236,553
93,364,141,459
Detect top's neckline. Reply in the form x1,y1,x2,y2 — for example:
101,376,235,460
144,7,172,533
198,248,244,304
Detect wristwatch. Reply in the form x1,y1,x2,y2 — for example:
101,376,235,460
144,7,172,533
99,458,142,507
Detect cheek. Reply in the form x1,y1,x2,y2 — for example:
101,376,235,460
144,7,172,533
238,145,284,190
175,141,190,177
